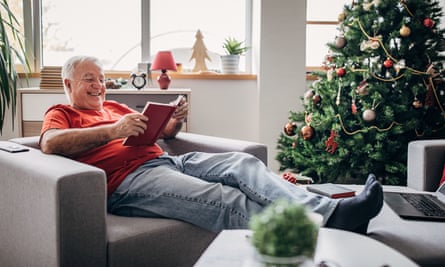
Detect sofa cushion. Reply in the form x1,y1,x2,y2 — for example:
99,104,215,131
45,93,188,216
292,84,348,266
368,203,445,267
106,214,217,267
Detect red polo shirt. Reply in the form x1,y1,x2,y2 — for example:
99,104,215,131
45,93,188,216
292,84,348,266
41,101,164,195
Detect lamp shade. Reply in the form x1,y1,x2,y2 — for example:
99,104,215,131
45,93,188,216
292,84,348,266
150,51,177,71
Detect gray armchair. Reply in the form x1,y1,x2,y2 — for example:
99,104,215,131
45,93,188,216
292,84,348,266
0,132,267,267
368,140,445,267
406,139,445,192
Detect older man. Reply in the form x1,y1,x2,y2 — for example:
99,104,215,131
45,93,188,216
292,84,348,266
40,55,383,233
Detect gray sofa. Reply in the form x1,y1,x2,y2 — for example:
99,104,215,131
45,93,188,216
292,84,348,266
368,140,445,267
0,132,267,267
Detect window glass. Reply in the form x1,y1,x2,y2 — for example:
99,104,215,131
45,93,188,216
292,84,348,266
306,0,348,67
41,0,247,72
150,0,246,72
30,1,358,72
306,24,338,67
307,0,346,21
41,0,140,70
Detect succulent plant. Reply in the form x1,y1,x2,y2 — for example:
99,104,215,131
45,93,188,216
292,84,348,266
249,199,319,258
222,37,250,55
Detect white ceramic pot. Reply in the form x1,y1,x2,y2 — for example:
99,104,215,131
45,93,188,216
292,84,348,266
220,55,240,74
256,254,313,267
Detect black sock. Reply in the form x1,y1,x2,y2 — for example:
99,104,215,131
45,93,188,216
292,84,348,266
325,174,383,234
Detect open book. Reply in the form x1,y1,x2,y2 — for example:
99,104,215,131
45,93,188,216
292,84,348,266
122,95,183,146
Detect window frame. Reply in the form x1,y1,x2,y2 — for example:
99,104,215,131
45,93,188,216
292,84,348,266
22,0,254,75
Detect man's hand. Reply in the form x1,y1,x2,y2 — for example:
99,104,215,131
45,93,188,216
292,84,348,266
161,97,189,139
172,97,189,122
111,113,148,139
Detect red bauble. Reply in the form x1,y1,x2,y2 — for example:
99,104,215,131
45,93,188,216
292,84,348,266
336,67,346,77
383,58,393,68
423,18,434,29
284,122,298,136
301,125,314,140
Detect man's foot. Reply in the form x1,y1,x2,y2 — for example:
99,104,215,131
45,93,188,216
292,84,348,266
325,174,383,234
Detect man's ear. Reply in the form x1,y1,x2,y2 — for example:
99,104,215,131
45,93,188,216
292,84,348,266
64,78,72,92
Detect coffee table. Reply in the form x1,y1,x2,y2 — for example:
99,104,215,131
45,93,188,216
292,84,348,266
194,228,419,267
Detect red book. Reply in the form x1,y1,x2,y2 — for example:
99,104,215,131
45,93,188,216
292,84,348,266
307,183,356,199
122,102,177,146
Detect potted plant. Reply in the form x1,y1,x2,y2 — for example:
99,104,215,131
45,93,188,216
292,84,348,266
221,37,249,74
249,199,319,267
0,0,30,133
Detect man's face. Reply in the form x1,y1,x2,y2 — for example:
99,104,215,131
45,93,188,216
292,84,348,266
65,60,106,110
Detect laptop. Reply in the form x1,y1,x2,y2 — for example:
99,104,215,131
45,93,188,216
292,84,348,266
384,182,445,221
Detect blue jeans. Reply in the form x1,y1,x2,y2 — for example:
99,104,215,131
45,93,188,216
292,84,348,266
107,152,338,233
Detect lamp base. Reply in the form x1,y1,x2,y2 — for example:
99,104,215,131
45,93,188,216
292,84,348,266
157,73,171,90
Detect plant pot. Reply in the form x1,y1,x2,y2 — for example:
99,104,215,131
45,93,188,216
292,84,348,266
221,55,240,74
256,254,313,267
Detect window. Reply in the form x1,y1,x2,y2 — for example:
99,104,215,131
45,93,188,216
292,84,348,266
149,0,247,72
14,1,354,74
306,0,347,68
21,0,251,73
41,0,140,70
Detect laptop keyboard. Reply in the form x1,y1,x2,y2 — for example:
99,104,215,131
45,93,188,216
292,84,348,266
400,193,445,217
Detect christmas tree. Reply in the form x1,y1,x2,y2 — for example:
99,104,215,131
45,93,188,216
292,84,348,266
277,0,445,185
190,30,211,72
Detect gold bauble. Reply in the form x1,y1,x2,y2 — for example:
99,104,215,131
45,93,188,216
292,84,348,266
413,99,423,109
400,25,411,37
338,12,346,22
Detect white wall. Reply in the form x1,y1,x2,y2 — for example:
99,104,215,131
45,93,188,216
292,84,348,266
170,79,259,141
1,0,308,172
0,78,39,140
258,0,307,171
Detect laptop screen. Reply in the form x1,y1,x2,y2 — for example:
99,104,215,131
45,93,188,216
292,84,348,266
437,182,445,202
439,182,445,194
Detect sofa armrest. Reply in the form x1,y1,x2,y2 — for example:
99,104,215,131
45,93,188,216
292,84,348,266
158,132,268,165
0,142,107,267
12,133,269,165
407,140,445,191
9,135,40,149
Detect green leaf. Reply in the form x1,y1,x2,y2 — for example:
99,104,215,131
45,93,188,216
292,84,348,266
0,0,30,133
222,37,250,55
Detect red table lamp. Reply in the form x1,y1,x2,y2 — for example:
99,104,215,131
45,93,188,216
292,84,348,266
150,51,177,89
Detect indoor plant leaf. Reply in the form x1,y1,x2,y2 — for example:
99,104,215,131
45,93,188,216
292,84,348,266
0,0,30,133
